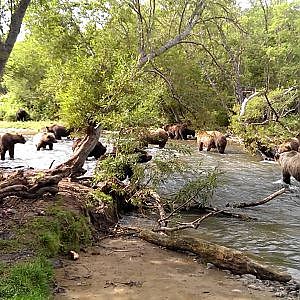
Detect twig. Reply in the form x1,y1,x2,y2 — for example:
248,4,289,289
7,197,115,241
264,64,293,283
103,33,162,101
49,160,55,169
154,210,224,233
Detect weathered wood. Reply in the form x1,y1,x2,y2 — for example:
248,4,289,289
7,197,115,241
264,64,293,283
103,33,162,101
137,229,292,282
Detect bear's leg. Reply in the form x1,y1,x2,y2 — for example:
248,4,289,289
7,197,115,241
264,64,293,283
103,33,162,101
1,148,6,160
282,171,291,184
198,142,203,151
217,144,225,154
49,143,53,150
8,146,14,159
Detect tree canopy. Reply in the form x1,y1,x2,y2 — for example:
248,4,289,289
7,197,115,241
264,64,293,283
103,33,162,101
0,0,298,143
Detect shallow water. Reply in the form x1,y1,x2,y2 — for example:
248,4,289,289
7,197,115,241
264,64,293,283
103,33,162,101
1,133,299,280
153,140,300,280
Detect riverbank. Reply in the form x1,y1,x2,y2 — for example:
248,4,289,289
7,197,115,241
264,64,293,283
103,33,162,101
55,235,278,300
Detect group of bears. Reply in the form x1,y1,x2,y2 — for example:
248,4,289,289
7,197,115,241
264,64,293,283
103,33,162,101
0,120,299,185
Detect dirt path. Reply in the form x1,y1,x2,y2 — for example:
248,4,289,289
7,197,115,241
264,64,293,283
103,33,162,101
55,236,275,300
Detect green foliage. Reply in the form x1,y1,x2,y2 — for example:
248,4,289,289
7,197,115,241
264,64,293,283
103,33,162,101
171,168,221,209
0,257,53,300
89,190,113,206
230,87,300,152
29,208,92,256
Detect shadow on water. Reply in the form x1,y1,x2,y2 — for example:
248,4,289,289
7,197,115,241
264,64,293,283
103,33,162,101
1,134,299,280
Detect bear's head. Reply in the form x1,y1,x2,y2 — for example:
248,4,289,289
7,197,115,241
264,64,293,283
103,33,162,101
15,134,26,144
45,133,57,143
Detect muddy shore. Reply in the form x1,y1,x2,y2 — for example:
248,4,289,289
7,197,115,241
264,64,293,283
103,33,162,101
54,236,298,300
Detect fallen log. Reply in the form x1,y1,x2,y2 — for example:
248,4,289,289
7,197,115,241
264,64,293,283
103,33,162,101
136,228,291,283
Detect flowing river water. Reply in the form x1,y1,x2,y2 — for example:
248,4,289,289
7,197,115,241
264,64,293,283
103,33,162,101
1,131,299,280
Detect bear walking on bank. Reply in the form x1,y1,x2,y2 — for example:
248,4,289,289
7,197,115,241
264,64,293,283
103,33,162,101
196,130,227,154
275,150,300,184
0,133,26,160
16,108,30,122
33,133,57,151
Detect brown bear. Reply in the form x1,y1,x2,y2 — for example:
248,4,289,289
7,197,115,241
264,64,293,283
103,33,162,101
72,138,107,159
275,150,300,184
276,135,300,154
16,108,30,121
0,133,26,160
33,133,57,150
46,124,72,140
196,130,227,154
140,129,168,148
163,123,195,140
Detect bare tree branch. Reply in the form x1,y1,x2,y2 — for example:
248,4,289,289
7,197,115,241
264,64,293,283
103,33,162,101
226,188,287,208
137,0,205,68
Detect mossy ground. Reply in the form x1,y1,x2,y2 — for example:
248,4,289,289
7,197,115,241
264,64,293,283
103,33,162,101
0,194,93,300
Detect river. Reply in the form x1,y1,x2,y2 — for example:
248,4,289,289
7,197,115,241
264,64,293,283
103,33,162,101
1,132,299,280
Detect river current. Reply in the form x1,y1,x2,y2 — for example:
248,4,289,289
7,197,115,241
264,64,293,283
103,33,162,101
1,132,299,280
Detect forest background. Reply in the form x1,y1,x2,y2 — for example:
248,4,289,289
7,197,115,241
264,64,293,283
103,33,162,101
0,0,299,151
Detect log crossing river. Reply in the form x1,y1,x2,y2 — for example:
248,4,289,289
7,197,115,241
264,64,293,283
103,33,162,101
1,132,299,280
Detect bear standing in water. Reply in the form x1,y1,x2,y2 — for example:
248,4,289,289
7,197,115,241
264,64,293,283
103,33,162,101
72,138,107,159
140,129,168,148
33,133,57,150
276,134,300,154
46,124,72,140
275,150,300,184
196,130,227,154
0,133,26,160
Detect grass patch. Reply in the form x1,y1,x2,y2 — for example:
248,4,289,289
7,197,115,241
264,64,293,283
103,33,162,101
0,121,63,132
29,207,92,257
0,205,93,299
0,257,53,300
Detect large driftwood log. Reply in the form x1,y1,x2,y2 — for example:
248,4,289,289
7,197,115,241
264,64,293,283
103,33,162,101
0,124,101,200
137,228,291,282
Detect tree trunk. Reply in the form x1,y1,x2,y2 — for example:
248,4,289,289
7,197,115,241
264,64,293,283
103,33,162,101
137,229,291,283
0,0,31,79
